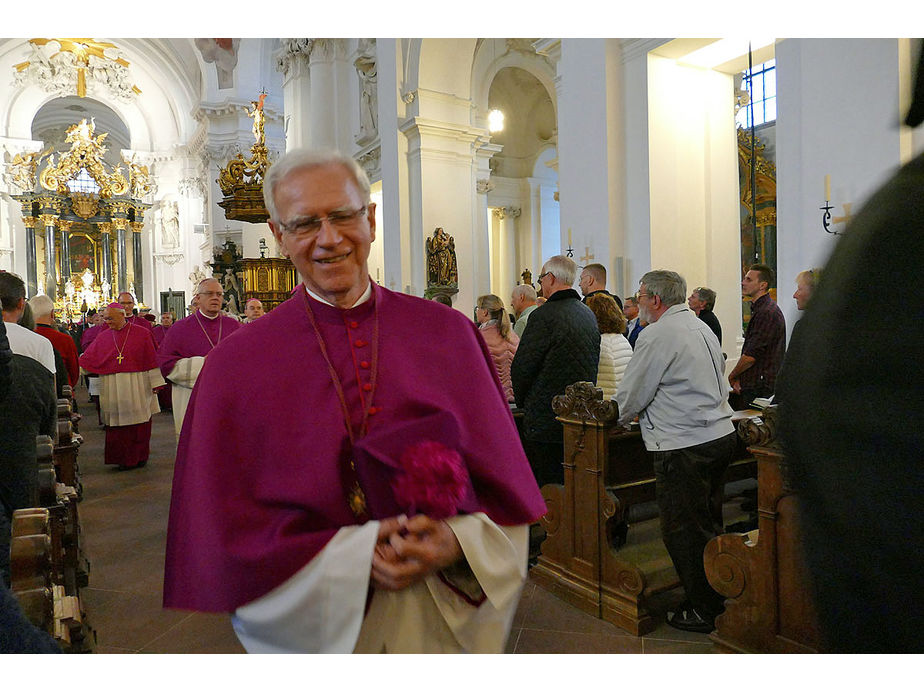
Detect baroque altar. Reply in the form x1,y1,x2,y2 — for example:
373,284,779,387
9,118,152,318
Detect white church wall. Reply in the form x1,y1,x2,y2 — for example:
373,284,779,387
375,39,412,296
776,38,905,339
557,39,614,289
646,54,741,359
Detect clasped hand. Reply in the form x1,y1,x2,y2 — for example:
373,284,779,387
370,514,463,591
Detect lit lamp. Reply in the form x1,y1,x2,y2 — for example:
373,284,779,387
488,109,505,133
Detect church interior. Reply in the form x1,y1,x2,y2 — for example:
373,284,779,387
1,28,922,676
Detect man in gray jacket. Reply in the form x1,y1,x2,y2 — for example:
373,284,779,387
615,270,735,633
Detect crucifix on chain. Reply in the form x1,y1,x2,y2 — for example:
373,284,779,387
580,247,595,265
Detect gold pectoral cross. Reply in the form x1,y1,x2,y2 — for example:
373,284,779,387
116,354,124,364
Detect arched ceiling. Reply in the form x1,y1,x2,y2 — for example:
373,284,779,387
488,66,555,179
32,96,130,164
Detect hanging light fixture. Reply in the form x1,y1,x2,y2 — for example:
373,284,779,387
488,109,505,133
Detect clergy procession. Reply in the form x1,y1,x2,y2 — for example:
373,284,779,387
1,34,923,666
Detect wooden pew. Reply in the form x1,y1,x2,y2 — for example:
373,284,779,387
529,382,756,636
8,436,93,652
54,387,84,496
703,405,822,653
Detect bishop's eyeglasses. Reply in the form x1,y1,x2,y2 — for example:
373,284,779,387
277,206,368,237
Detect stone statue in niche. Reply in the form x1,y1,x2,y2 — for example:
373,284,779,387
354,39,378,141
160,201,180,248
188,265,208,292
426,227,458,289
222,267,243,317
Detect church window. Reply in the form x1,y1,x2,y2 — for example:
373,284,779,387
736,59,776,129
67,167,101,195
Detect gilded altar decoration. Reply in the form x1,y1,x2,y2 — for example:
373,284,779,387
123,154,154,200
217,93,271,223
39,118,128,198
13,38,141,101
12,118,151,307
8,148,51,193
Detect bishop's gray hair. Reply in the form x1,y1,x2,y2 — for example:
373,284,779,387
263,148,372,220
542,255,578,287
640,270,687,307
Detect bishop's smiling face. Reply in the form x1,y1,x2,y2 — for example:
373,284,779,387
269,163,376,309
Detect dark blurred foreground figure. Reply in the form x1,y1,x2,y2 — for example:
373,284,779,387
777,41,924,653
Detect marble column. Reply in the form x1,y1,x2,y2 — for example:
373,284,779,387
98,221,113,291
22,216,38,297
58,219,73,289
308,39,353,150
130,221,144,304
276,39,313,151
39,213,58,298
113,218,128,295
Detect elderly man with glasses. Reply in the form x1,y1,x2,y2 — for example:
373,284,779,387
156,277,241,436
512,255,600,489
616,270,735,634
163,149,545,654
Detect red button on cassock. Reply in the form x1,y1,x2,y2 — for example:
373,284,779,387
360,361,370,369
362,383,373,392
349,321,359,329
354,339,366,348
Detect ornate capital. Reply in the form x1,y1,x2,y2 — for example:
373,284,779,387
38,213,58,227
551,381,619,425
56,219,74,232
504,206,521,218
97,222,113,235
129,221,144,234
309,39,349,63
401,90,417,104
476,179,494,194
356,146,381,182
22,216,37,228
110,217,128,231
275,38,314,74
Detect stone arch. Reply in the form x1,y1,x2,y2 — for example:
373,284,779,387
403,39,478,121
471,39,558,130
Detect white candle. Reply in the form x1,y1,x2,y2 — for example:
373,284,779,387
824,175,831,201
568,228,572,245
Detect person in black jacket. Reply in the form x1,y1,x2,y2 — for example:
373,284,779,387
777,40,924,652
687,286,722,345
579,262,623,310
512,255,600,488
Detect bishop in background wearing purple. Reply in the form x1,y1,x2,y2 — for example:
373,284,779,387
163,149,546,653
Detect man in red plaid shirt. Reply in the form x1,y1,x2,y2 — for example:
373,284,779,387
728,263,786,410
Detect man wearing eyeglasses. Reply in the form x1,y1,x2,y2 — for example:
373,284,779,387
512,255,600,489
164,149,545,653
156,277,241,436
615,270,735,634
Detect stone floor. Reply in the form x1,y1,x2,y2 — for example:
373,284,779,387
70,386,718,655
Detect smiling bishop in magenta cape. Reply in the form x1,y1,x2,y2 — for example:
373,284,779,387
163,283,546,652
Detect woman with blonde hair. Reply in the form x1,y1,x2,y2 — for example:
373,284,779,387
475,294,519,402
586,293,633,399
